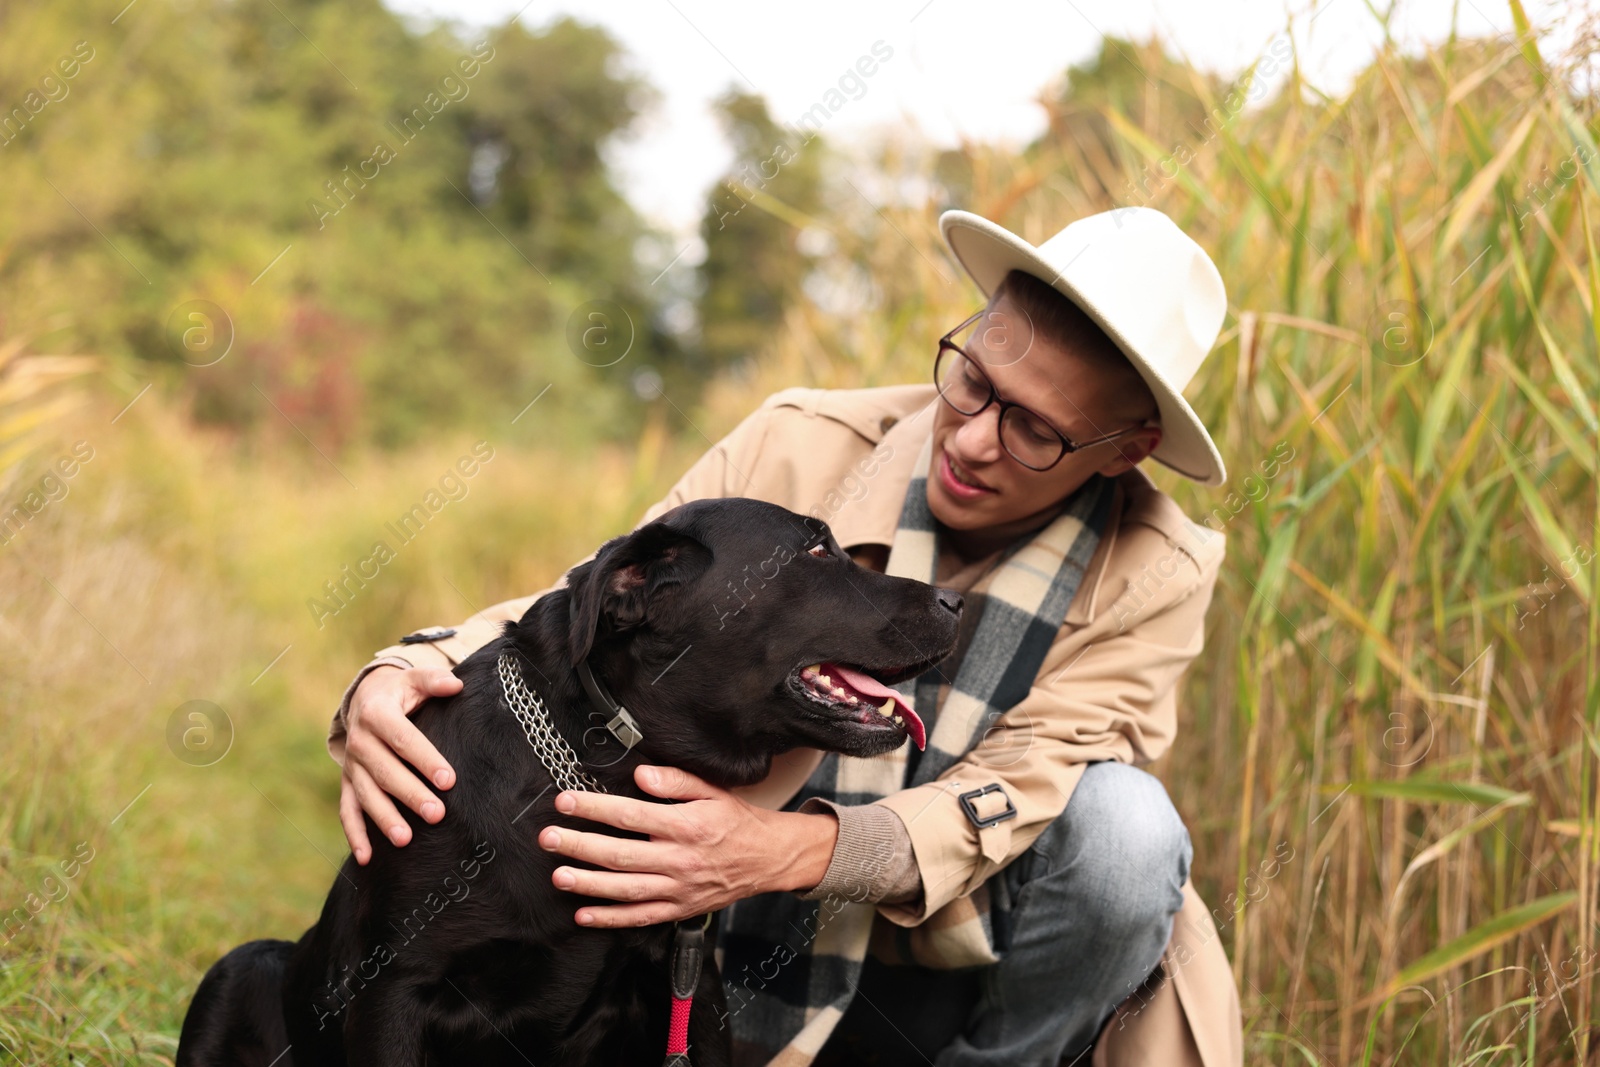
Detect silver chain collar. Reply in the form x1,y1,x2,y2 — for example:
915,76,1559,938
496,652,607,794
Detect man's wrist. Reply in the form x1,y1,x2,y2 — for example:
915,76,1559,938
793,799,920,906
346,662,407,726
769,810,839,893
360,662,407,685
329,657,414,764
344,659,412,713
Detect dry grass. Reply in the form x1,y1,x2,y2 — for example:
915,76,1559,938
720,17,1600,1064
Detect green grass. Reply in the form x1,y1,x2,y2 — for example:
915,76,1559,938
0,399,699,1063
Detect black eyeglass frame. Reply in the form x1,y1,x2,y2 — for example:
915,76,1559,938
934,310,1153,472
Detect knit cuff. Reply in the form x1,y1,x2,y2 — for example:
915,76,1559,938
325,656,416,766
795,799,922,906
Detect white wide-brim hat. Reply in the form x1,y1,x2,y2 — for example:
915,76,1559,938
939,207,1228,486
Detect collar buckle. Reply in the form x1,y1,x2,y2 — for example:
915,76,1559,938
574,657,646,750
606,707,644,750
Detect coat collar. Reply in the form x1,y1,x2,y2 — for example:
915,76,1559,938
824,392,940,553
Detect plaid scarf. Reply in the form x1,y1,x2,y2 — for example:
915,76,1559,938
717,433,1115,1066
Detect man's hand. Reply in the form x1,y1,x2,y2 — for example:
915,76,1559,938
538,765,840,927
339,664,464,863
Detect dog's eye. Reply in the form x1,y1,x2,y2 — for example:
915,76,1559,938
807,543,830,558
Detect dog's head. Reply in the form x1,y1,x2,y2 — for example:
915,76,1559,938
562,498,961,786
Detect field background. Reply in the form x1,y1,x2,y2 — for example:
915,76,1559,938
3,0,1600,1063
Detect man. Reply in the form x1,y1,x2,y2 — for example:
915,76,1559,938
325,207,1243,1065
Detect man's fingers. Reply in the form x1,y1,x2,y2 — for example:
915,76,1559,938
408,666,464,700
358,715,447,821
551,867,679,905
552,790,680,836
636,764,718,802
348,760,414,847
375,704,456,793
574,901,694,929
339,775,373,864
538,825,678,872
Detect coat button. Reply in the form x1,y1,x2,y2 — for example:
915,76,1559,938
878,415,898,433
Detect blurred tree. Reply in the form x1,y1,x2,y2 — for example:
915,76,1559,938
0,0,669,449
458,17,654,289
693,89,826,374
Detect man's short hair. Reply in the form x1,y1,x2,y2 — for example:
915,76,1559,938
990,269,1129,371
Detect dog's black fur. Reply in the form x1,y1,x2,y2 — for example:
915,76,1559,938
176,498,961,1066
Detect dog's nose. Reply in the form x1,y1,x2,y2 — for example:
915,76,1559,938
936,589,963,616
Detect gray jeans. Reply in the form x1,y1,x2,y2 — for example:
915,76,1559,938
815,762,1192,1067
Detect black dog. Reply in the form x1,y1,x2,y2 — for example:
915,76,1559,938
177,498,961,1066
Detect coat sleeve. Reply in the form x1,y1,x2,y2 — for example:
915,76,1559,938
873,518,1226,924
325,399,781,765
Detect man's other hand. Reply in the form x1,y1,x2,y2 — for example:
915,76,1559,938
339,665,463,863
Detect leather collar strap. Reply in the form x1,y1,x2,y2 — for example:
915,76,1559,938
578,658,646,751
664,917,707,1066
567,594,647,751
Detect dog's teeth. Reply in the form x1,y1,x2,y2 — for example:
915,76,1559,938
802,663,821,677
878,699,894,717
893,715,905,727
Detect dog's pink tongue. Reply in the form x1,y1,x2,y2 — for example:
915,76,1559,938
827,663,926,751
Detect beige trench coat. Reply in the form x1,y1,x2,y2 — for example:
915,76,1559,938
327,383,1244,1067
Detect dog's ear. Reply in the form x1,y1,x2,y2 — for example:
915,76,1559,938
566,522,713,664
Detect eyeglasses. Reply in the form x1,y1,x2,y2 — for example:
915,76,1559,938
933,310,1152,472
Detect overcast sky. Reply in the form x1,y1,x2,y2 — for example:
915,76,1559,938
384,0,1569,239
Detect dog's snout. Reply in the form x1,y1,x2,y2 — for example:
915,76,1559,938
936,588,963,616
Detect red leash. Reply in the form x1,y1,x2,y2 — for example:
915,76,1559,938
664,917,707,1066
666,995,693,1057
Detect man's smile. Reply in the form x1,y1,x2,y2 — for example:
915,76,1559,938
938,448,996,499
